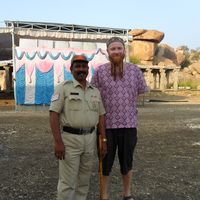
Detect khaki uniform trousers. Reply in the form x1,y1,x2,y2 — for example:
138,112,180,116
57,131,96,200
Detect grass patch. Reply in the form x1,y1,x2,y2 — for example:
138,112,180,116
178,81,199,89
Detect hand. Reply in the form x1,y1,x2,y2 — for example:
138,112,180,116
54,141,65,160
101,142,107,158
99,136,107,159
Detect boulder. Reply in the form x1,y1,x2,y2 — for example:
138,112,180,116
155,44,178,65
129,29,146,37
181,61,200,84
154,56,176,66
175,50,186,65
140,60,154,65
179,70,200,83
183,67,192,74
129,40,157,61
129,29,164,43
188,61,200,74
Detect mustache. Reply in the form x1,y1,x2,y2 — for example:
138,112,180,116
77,71,87,77
109,54,125,64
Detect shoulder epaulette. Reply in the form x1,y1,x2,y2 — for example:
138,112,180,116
63,80,73,85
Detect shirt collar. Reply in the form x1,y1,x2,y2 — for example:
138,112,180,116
72,79,94,89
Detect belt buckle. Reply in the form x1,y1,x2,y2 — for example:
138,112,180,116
81,128,90,135
79,128,86,135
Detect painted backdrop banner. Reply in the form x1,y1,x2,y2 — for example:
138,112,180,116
15,47,108,105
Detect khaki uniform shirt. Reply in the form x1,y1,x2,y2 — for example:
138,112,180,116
49,79,106,128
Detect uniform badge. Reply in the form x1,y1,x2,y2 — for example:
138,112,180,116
51,93,60,102
70,92,79,95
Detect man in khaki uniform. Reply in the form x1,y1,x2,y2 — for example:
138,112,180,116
49,55,107,200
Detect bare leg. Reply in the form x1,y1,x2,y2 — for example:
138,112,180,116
122,170,132,197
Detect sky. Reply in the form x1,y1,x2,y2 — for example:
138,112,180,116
0,0,199,50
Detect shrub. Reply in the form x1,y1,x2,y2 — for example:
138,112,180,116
129,56,141,64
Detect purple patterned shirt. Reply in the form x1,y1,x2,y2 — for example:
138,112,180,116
91,62,148,128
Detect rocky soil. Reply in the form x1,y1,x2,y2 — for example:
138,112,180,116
0,91,200,200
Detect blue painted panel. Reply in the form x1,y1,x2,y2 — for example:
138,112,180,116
64,67,73,80
35,67,54,105
16,66,25,104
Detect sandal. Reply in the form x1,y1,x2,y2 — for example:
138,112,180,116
123,195,135,200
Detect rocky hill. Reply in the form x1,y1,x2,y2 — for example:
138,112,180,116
128,29,200,89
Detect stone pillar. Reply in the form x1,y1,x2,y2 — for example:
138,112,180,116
165,70,170,89
152,72,156,89
173,67,180,91
146,68,154,89
0,70,6,91
156,72,160,89
4,66,11,93
173,68,179,91
160,68,166,91
146,68,151,87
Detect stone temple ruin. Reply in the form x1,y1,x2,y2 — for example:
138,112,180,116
129,29,180,90
0,21,180,107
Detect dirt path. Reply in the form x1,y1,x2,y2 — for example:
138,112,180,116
0,92,200,200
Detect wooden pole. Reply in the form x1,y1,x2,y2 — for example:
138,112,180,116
99,135,103,200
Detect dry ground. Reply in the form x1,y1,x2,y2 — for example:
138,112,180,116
0,91,200,200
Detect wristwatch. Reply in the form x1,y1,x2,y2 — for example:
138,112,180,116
102,138,107,142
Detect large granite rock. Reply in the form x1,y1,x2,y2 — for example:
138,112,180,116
154,44,178,65
129,40,157,62
179,61,200,83
188,60,200,74
154,56,176,66
175,49,186,65
129,29,164,43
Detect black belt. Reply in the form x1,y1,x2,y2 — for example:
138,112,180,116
63,126,95,135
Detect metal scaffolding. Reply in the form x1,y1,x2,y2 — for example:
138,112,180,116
5,20,130,36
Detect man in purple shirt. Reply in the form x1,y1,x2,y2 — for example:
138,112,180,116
91,37,148,200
